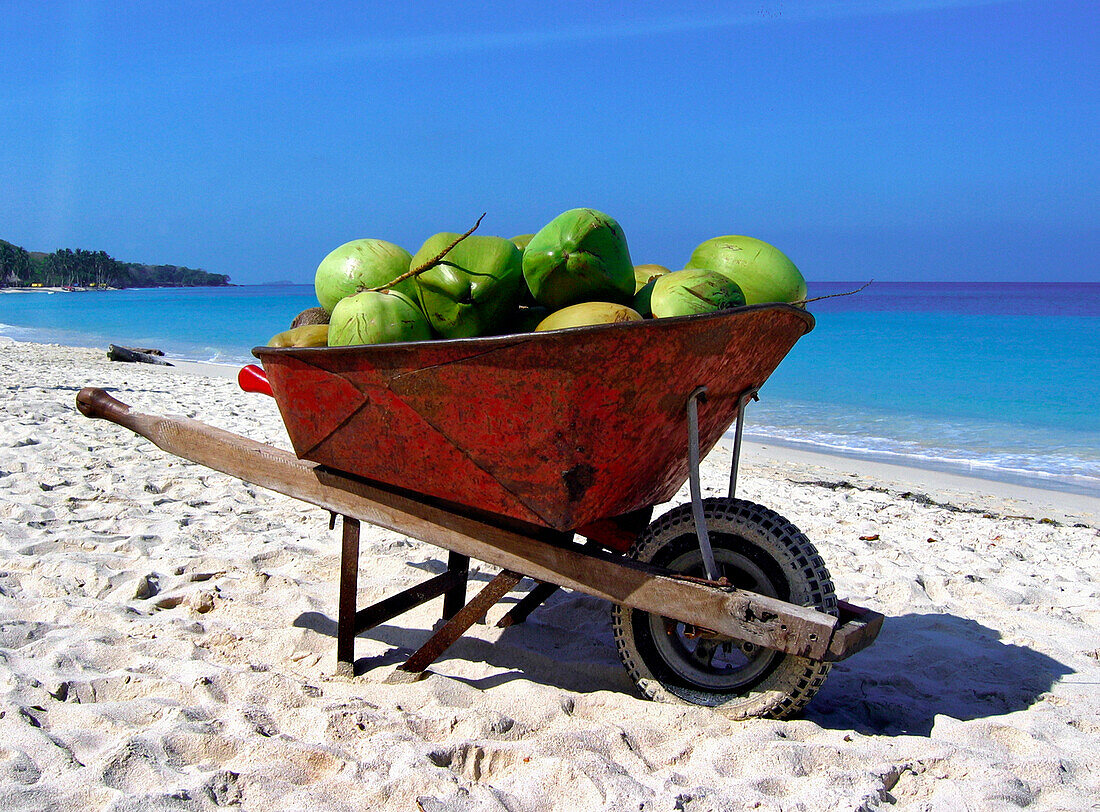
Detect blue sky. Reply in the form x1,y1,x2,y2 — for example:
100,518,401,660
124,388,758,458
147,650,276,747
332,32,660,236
2,0,1097,284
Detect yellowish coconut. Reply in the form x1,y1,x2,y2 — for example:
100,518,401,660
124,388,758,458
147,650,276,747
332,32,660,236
535,301,643,332
268,324,329,347
634,263,671,293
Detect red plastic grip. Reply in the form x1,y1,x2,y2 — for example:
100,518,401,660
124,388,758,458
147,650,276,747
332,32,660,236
238,364,274,397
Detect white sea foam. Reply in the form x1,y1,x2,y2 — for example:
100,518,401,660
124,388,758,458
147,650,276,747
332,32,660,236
737,423,1100,497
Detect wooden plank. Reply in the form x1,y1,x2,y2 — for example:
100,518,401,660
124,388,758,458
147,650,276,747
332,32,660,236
76,388,840,659
825,600,885,662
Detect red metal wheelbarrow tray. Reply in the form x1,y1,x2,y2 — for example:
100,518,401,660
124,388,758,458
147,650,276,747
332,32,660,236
254,303,814,533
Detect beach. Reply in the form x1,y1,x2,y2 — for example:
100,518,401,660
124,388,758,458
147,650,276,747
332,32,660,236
1,339,1098,811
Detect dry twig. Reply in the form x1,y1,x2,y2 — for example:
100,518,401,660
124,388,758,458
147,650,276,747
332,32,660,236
795,279,873,305
366,213,487,292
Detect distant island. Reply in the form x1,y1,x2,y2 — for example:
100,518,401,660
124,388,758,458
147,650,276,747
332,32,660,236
0,238,230,289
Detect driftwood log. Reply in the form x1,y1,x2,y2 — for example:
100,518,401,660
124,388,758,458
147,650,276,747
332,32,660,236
107,345,173,365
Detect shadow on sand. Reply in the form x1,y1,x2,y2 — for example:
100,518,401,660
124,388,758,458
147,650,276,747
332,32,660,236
295,602,1070,736
293,582,632,695
804,611,1071,736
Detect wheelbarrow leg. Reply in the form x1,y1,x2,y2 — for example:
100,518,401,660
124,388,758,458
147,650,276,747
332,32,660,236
441,552,469,621
336,515,361,676
335,518,472,675
389,569,524,682
496,581,560,628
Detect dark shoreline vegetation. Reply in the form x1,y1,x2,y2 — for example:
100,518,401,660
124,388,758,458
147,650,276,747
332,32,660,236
1,238,230,288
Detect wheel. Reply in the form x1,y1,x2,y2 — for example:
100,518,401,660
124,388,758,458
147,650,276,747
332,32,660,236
611,497,837,719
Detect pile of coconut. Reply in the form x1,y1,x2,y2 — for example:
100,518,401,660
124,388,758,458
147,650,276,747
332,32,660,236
268,208,808,348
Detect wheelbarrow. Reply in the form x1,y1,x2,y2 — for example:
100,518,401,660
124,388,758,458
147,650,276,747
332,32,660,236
77,302,882,719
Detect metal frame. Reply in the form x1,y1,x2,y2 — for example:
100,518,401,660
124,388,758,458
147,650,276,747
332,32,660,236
727,388,759,499
76,386,882,685
685,386,719,581
336,513,476,677
337,387,770,675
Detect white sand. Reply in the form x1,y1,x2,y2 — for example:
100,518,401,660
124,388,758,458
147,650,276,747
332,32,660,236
1,339,1097,811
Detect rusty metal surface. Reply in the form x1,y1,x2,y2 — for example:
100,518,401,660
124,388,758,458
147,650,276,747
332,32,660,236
440,551,470,620
352,569,469,635
336,516,360,668
256,304,814,533
395,569,525,677
496,581,560,628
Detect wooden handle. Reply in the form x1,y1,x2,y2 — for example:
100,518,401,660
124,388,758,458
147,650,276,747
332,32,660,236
71,386,841,657
77,388,132,422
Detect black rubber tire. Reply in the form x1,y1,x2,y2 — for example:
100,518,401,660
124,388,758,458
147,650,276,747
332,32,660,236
611,497,837,719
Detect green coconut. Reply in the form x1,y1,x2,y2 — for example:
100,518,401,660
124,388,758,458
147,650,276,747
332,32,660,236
684,236,806,305
634,263,671,293
327,289,432,346
510,234,539,306
650,269,746,318
315,239,414,313
510,233,535,251
535,301,642,332
410,233,524,339
632,277,658,317
522,208,635,310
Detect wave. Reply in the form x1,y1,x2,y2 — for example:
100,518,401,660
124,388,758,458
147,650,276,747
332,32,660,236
734,422,1100,497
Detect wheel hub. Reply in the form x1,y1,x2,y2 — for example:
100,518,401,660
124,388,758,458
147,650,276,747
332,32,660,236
648,541,783,691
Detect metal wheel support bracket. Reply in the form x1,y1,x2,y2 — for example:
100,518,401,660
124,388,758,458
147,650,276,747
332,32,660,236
686,386,719,582
727,388,759,500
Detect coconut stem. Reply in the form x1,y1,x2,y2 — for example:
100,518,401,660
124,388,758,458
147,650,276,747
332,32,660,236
366,213,487,292
795,279,873,305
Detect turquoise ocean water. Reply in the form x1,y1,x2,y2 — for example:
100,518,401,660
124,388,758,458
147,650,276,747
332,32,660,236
2,282,1097,497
